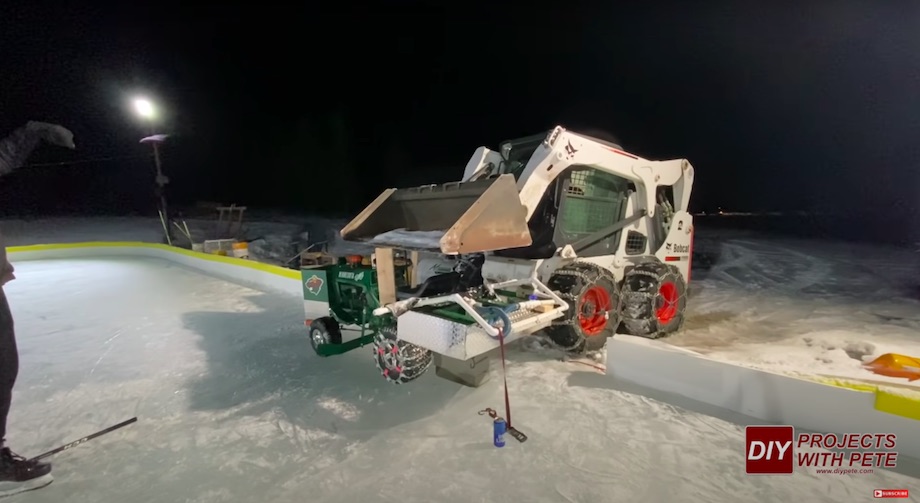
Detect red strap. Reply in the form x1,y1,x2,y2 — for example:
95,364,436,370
497,327,512,428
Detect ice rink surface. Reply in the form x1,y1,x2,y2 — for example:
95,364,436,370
4,255,918,503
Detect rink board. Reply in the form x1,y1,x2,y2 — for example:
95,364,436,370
607,335,920,460
8,241,920,460
7,241,302,297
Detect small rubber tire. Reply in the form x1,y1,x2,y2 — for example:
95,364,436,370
545,262,620,353
372,325,432,384
620,261,688,338
309,317,342,356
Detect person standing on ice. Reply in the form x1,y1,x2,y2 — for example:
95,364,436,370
0,121,75,496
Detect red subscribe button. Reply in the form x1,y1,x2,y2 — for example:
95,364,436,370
874,489,909,498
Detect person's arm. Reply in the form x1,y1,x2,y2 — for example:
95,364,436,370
0,121,75,285
0,121,75,176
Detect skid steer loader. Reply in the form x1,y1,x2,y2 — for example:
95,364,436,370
303,125,695,387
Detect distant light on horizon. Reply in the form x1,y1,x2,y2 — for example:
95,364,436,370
133,98,156,120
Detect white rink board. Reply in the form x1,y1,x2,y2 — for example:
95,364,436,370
8,242,302,298
607,335,920,460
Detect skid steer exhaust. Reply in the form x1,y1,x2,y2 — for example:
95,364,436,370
340,174,532,255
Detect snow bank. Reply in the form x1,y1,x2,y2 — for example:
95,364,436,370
670,233,920,387
607,335,920,460
247,234,300,265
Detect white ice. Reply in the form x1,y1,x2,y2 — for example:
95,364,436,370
2,217,918,502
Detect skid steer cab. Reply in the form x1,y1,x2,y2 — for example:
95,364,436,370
303,125,696,388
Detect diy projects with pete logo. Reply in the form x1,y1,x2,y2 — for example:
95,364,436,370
745,426,910,499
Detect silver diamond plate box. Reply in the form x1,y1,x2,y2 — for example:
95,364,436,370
396,307,566,360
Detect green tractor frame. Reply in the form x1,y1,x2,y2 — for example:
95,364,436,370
302,251,436,383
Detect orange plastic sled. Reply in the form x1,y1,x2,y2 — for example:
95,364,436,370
864,353,920,382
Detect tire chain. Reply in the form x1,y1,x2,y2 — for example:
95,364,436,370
621,264,688,338
373,326,432,384
547,263,618,351
620,267,661,321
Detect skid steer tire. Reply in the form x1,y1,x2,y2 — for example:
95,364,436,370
373,325,432,384
309,317,342,356
545,262,620,353
620,262,687,339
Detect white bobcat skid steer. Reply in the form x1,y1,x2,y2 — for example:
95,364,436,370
337,125,694,386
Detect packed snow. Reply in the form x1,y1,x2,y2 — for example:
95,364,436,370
1,216,918,501
368,228,446,251
674,235,920,393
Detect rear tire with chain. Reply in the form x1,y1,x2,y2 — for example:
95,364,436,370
545,262,620,353
620,261,687,338
373,325,432,384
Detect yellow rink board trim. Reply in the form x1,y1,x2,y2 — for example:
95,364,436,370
811,377,920,421
8,242,920,422
7,241,302,280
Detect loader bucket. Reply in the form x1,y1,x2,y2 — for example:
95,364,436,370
340,174,532,255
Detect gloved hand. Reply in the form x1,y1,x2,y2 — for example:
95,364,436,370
0,121,75,176
26,121,76,150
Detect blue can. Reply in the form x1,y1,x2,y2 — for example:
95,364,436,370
493,418,506,448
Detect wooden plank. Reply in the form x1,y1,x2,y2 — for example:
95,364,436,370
375,247,397,305
409,251,420,287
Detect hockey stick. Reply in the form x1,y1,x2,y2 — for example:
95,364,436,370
27,417,138,462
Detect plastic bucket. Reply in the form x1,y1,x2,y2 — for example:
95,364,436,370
231,241,249,259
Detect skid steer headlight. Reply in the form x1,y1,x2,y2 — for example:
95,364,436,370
543,126,564,148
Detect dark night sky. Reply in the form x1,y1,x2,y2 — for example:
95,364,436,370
1,1,919,230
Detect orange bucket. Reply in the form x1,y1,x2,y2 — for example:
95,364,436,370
864,353,920,382
231,241,249,259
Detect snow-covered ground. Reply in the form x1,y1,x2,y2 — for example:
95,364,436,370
4,255,918,502
677,234,920,390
